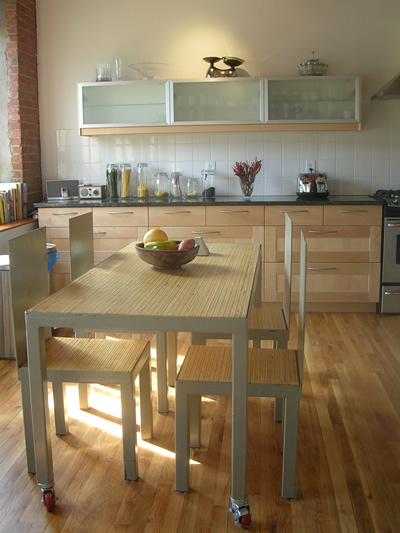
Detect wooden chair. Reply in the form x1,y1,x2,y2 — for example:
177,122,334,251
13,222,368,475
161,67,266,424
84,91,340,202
175,230,307,499
69,212,173,414
8,227,153,480
190,212,293,423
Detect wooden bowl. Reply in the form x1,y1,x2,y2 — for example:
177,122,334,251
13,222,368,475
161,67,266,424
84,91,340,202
135,241,200,268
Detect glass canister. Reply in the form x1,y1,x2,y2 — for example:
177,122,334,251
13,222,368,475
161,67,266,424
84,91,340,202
106,163,118,198
118,163,132,198
154,172,169,197
184,177,199,198
170,172,182,197
201,169,216,197
136,163,149,197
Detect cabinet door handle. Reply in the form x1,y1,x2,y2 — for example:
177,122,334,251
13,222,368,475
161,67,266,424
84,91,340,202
308,230,338,234
279,209,309,213
192,231,221,234
52,212,79,215
106,211,134,214
93,231,107,235
162,210,191,214
308,267,337,271
338,209,368,213
220,210,250,214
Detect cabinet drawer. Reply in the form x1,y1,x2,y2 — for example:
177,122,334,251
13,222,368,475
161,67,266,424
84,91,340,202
149,206,205,226
92,206,148,226
38,207,91,227
264,262,380,303
206,206,264,226
323,205,382,225
265,205,323,225
158,225,264,246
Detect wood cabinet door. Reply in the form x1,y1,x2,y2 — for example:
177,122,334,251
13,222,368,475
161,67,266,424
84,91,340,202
323,205,382,225
265,205,323,226
92,206,148,227
206,206,264,226
149,206,206,227
38,207,91,227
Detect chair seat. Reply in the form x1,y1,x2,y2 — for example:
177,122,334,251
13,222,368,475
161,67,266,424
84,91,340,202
249,307,287,333
177,345,299,387
46,337,149,376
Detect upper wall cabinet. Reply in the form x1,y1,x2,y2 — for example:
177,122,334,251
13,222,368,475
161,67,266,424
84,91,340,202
265,76,360,124
78,81,169,128
78,76,361,136
171,78,263,124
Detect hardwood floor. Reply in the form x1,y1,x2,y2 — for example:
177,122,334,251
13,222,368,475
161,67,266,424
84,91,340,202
0,313,399,532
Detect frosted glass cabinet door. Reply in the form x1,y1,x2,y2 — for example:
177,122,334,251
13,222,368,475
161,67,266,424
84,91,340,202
266,76,360,123
171,78,263,124
78,81,169,127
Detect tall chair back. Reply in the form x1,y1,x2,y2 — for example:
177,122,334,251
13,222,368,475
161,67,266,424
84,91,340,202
8,227,49,368
69,212,94,281
282,213,293,329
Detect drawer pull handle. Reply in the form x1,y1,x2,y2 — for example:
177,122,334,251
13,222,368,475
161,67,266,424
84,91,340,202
308,230,338,234
106,211,134,214
191,231,220,234
308,267,337,271
220,210,250,214
338,209,368,213
279,210,309,213
162,210,191,214
93,231,107,235
52,212,78,215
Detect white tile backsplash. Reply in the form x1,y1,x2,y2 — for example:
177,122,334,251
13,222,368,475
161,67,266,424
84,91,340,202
55,103,400,195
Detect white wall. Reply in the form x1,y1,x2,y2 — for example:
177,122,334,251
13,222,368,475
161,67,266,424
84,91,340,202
36,0,400,196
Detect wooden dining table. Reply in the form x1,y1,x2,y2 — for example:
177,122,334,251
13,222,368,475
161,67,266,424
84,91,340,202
25,241,261,517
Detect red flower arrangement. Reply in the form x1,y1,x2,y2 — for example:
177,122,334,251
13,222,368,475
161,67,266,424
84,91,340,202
232,158,262,197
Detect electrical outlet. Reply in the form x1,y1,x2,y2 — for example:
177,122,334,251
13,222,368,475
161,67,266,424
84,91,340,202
205,161,216,171
306,160,316,172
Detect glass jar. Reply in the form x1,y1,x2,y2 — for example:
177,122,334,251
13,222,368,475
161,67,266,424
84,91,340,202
106,163,118,198
201,169,215,197
184,177,199,198
170,172,182,197
118,163,132,198
154,172,169,197
137,163,149,197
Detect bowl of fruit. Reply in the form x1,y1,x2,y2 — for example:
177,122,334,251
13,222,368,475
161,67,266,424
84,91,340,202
136,229,200,269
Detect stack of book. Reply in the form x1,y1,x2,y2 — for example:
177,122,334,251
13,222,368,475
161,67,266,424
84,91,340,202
0,182,28,224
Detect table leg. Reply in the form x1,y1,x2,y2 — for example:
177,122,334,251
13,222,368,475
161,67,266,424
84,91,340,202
26,322,54,496
231,327,249,502
167,331,177,387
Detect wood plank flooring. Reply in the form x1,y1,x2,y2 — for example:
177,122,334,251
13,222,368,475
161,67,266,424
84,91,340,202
0,312,399,532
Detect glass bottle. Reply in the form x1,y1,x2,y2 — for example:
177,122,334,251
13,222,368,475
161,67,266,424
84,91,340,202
154,172,169,197
170,172,182,197
201,169,215,197
106,163,118,198
184,177,198,197
118,163,132,198
137,163,149,197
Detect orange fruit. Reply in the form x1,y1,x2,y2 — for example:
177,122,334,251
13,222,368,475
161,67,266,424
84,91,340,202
143,228,168,245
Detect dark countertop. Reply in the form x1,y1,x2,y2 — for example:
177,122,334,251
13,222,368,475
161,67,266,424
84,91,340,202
34,195,383,208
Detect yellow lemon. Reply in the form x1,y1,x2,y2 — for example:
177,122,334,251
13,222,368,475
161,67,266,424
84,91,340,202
143,228,168,245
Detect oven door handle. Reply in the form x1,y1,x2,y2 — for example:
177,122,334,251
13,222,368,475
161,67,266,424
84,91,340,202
387,222,400,227
384,291,400,296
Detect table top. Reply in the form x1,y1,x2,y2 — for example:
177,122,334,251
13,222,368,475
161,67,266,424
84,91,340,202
27,242,261,330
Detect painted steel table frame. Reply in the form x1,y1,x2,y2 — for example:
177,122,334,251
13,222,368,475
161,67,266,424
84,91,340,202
25,242,261,506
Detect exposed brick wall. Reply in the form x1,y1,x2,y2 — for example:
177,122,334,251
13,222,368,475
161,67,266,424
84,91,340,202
5,0,42,212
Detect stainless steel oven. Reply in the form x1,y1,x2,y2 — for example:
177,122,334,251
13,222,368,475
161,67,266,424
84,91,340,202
374,190,400,313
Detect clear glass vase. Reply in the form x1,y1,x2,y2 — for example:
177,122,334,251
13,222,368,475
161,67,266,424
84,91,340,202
239,179,255,199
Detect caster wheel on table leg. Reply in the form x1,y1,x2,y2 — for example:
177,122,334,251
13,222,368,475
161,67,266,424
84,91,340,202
44,490,56,512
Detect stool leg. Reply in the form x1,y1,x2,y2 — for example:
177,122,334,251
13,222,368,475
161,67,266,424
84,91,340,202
189,394,201,448
52,382,69,435
120,377,137,481
138,356,153,440
175,383,190,492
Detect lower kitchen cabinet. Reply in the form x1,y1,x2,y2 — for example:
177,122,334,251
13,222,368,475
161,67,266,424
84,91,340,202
264,204,382,311
38,201,381,310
